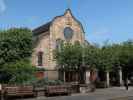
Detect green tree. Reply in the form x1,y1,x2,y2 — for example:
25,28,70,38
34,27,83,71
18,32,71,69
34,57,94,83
54,42,83,70
0,28,33,65
98,45,115,72
2,59,36,84
118,40,133,80
0,28,34,84
84,44,100,69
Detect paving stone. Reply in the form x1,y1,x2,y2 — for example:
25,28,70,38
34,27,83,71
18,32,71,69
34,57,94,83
18,87,133,100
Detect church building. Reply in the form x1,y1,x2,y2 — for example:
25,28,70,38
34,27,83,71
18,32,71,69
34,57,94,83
32,9,89,82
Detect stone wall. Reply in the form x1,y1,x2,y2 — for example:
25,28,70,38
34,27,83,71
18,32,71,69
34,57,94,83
32,32,51,69
49,9,85,70
32,9,85,80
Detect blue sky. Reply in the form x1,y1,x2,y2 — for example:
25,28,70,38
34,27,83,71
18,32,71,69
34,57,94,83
0,0,133,45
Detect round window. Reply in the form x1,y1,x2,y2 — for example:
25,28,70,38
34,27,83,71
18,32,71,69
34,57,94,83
64,27,73,40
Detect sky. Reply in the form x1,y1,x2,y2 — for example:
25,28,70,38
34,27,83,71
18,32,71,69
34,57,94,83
0,0,133,45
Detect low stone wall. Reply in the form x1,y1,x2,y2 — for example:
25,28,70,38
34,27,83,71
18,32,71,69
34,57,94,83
46,70,59,80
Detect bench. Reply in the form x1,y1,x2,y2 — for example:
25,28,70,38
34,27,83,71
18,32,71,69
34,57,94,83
4,86,36,99
45,85,71,96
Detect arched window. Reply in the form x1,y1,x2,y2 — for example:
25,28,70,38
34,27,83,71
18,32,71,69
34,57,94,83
64,27,73,41
56,39,63,51
38,51,43,66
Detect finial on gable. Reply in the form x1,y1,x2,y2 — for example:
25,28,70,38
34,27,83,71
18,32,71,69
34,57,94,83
65,8,72,16
64,8,73,26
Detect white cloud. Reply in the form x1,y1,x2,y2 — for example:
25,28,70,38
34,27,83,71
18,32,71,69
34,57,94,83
0,0,6,14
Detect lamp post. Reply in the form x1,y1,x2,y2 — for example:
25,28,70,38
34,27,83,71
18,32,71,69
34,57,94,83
80,41,86,84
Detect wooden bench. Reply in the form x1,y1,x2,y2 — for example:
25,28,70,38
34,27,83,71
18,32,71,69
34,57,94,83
4,86,36,99
45,85,71,96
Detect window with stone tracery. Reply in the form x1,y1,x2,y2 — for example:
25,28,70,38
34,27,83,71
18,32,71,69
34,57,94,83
64,27,73,41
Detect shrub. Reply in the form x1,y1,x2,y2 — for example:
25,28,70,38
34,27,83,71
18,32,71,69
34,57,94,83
3,59,37,85
33,79,64,87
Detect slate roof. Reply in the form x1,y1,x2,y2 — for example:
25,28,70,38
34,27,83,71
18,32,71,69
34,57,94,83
32,22,51,36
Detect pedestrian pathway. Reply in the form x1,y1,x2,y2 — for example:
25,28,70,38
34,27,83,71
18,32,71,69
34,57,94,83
20,87,133,100
110,96,133,100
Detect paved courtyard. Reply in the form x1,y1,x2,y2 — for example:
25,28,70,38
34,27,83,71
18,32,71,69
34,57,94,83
20,87,133,100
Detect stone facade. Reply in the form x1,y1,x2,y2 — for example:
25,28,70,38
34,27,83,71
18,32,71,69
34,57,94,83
32,9,85,80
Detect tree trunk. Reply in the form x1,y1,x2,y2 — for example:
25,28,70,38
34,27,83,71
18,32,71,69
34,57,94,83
85,70,90,84
106,71,110,87
64,71,66,82
119,69,123,86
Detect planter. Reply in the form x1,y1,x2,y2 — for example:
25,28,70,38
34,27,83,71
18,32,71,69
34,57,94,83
45,85,71,96
96,81,107,88
79,84,90,93
34,87,46,96
70,83,80,93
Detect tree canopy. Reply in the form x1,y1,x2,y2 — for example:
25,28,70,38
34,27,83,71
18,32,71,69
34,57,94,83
0,28,35,84
54,40,133,75
0,28,33,65
54,42,83,70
